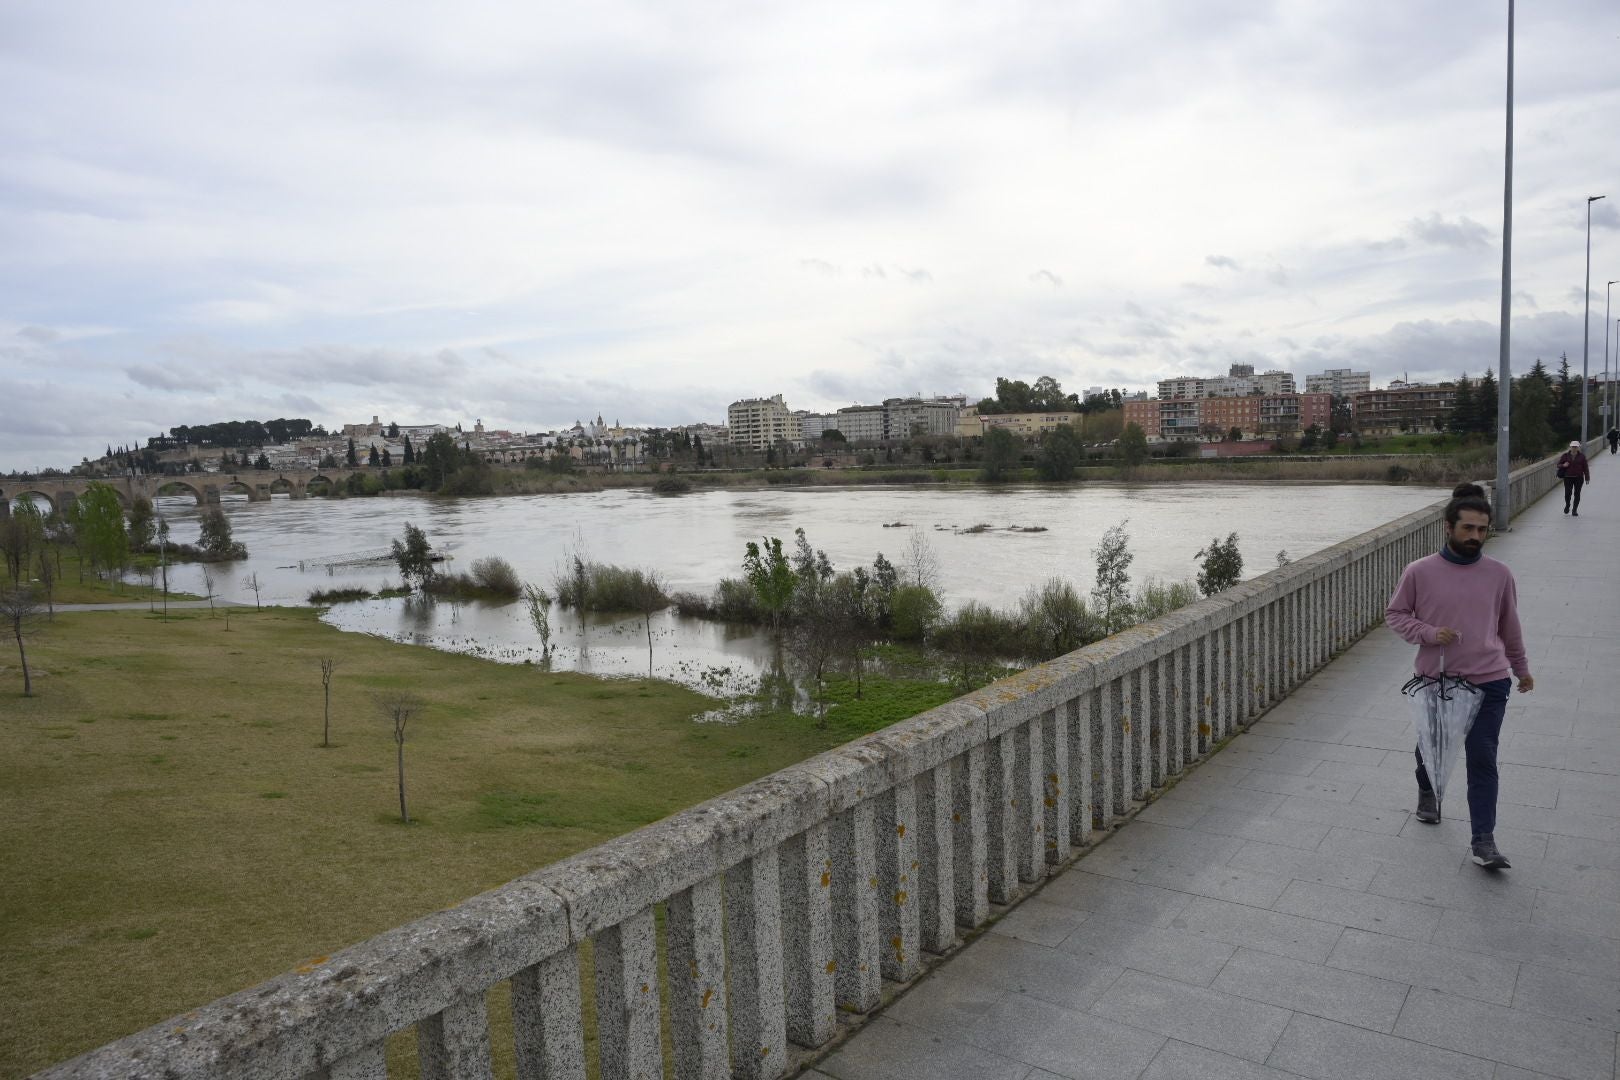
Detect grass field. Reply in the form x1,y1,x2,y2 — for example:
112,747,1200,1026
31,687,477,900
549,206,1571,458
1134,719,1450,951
0,606,859,1076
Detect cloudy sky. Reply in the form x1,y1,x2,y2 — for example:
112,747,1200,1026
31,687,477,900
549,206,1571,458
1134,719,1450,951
3,0,1618,469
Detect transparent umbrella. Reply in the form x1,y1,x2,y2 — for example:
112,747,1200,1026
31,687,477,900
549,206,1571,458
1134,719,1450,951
1400,660,1485,806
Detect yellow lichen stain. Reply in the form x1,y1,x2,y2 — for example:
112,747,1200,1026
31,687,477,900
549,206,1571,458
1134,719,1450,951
689,961,699,978
1043,797,1055,808
858,963,868,972
820,871,832,888
701,988,714,1009
894,890,908,905
896,824,906,837
1197,723,1212,736
760,1047,771,1057
826,960,838,973
1009,798,1017,808
293,956,329,975
868,876,879,889
891,936,902,949
640,983,650,993
1120,720,1131,732
952,813,961,823
911,860,919,870
1203,696,1212,706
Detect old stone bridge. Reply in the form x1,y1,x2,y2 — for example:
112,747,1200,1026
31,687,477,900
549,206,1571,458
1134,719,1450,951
0,468,368,516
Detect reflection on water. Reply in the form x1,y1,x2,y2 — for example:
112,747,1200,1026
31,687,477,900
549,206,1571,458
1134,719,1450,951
141,481,1447,695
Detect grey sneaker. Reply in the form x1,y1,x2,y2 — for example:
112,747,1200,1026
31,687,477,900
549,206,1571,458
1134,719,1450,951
1471,835,1510,870
1415,791,1440,824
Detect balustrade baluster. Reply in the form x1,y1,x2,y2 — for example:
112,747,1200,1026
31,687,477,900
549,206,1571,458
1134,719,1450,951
594,909,662,1080
1088,683,1115,828
321,1042,388,1080
877,784,921,982
1014,720,1045,883
985,731,1018,902
916,764,956,952
830,803,880,1011
951,744,989,927
727,851,787,1080
666,878,729,1080
512,947,587,1080
781,825,836,1048
417,992,494,1080
1042,706,1071,864
1067,696,1093,847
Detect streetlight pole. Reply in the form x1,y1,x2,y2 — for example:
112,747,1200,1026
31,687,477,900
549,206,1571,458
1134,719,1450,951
1606,281,1618,439
1495,0,1514,525
1582,195,1606,446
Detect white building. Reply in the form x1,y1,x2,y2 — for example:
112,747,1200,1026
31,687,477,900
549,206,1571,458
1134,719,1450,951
797,412,842,441
836,405,886,443
1305,368,1372,396
727,394,795,450
882,396,963,438
1158,365,1295,400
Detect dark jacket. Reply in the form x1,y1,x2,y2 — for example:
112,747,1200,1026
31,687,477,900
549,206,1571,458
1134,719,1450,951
1558,449,1591,482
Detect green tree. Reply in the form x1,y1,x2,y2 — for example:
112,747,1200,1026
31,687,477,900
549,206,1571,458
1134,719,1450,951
1448,375,1477,436
742,536,796,634
1,585,45,696
1476,368,1499,439
1553,355,1575,439
197,507,241,558
1118,423,1149,467
1298,425,1321,451
1510,374,1557,459
367,445,380,467
402,435,415,464
1091,520,1134,635
1321,426,1339,450
1195,532,1244,596
1036,424,1083,480
76,482,129,579
390,523,435,589
346,438,359,467
980,426,1019,481
1227,426,1244,442
419,432,463,489
2,497,44,583
387,421,400,439
126,496,156,551
254,453,270,470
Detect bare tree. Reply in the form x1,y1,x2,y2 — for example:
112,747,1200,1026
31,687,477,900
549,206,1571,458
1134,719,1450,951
627,569,668,673
903,530,942,593
319,658,338,747
376,693,423,823
1,586,45,696
247,572,263,610
35,549,55,617
200,565,216,617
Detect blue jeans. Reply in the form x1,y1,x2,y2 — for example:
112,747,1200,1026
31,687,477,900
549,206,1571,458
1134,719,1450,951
1414,678,1512,840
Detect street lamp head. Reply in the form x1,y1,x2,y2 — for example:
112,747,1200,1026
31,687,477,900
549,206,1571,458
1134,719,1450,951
1591,195,1608,203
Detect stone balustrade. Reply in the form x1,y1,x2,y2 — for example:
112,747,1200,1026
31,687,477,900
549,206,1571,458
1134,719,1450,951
37,439,1598,1080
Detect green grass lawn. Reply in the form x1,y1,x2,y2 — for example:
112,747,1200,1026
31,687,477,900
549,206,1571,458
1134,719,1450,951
1,607,858,1076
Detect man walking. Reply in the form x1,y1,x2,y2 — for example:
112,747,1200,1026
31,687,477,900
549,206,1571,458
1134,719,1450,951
1386,483,1533,869
1557,441,1591,515
1606,425,1618,455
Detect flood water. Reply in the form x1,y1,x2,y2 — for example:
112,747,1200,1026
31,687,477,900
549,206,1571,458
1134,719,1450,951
128,482,1445,693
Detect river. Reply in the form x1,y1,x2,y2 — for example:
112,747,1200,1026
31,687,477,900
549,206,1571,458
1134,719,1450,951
134,481,1445,693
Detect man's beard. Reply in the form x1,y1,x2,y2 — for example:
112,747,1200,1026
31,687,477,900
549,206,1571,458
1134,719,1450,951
1449,537,1484,557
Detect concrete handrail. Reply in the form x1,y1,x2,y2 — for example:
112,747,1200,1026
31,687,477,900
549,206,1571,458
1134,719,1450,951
37,440,1599,1080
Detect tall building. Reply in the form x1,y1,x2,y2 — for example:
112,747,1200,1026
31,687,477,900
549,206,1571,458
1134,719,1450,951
727,394,794,450
1351,384,1457,435
1157,365,1295,400
1305,368,1372,396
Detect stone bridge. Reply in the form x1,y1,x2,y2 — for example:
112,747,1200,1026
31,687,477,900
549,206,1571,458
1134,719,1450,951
0,468,368,516
37,440,1620,1080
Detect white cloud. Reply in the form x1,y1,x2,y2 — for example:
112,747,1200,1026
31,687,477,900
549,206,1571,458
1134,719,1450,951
2,0,1619,469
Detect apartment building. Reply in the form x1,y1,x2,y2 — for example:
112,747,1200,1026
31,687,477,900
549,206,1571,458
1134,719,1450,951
1125,392,1331,439
1157,364,1296,400
1305,368,1371,396
1351,384,1457,435
727,394,795,450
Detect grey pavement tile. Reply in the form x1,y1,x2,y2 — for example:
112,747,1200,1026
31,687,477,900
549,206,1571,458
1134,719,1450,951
1194,808,1333,851
1513,962,1620,1033
1084,845,1295,908
882,967,1009,1036
1326,926,1519,1006
1159,781,1290,814
1431,909,1620,985
1544,834,1620,872
1226,839,1381,892
1395,987,1618,1080
943,932,1126,1014
1557,782,1620,820
960,995,1165,1080
1309,760,1417,789
1516,854,1620,901
1273,794,1408,836
1137,798,1209,828
1503,806,1620,845
1273,879,1445,942
1531,890,1620,941
1338,724,1424,753
1240,771,1362,803
1139,1039,1308,1080
1366,864,1537,921
1053,910,1237,987
817,1016,1035,1080
1090,969,1292,1063
1169,895,1344,963
1317,827,1474,874
1266,1012,1496,1080
1095,819,1248,859
1493,1066,1563,1080
1212,946,1409,1033
1038,868,1194,927
988,898,1092,947
1395,815,1553,862
1219,745,1323,776
1266,739,1391,767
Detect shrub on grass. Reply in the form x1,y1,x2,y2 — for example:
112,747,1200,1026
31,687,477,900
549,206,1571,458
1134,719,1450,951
888,584,942,642
469,556,521,598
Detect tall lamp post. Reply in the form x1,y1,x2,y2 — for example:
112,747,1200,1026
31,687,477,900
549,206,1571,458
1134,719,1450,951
1581,195,1606,445
1495,0,1515,524
1606,281,1618,439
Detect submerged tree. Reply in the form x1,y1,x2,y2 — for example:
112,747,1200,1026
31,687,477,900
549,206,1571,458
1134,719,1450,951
390,523,435,590
1195,533,1244,597
1091,520,1134,635
743,536,796,634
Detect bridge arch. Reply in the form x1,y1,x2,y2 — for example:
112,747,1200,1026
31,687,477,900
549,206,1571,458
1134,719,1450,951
268,476,297,498
6,490,56,515
216,480,258,501
154,480,205,506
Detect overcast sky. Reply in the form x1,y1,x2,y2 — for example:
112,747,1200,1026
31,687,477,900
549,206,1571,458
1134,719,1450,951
3,1,1619,470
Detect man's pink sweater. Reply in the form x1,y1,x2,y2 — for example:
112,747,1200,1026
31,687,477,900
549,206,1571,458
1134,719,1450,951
1385,552,1530,682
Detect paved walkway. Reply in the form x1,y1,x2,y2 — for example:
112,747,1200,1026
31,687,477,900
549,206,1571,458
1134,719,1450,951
815,460,1620,1080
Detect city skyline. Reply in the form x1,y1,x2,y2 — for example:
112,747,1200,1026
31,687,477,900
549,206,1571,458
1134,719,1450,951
3,1,1619,470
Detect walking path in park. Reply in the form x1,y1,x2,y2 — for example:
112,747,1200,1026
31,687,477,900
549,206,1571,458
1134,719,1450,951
814,463,1620,1080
